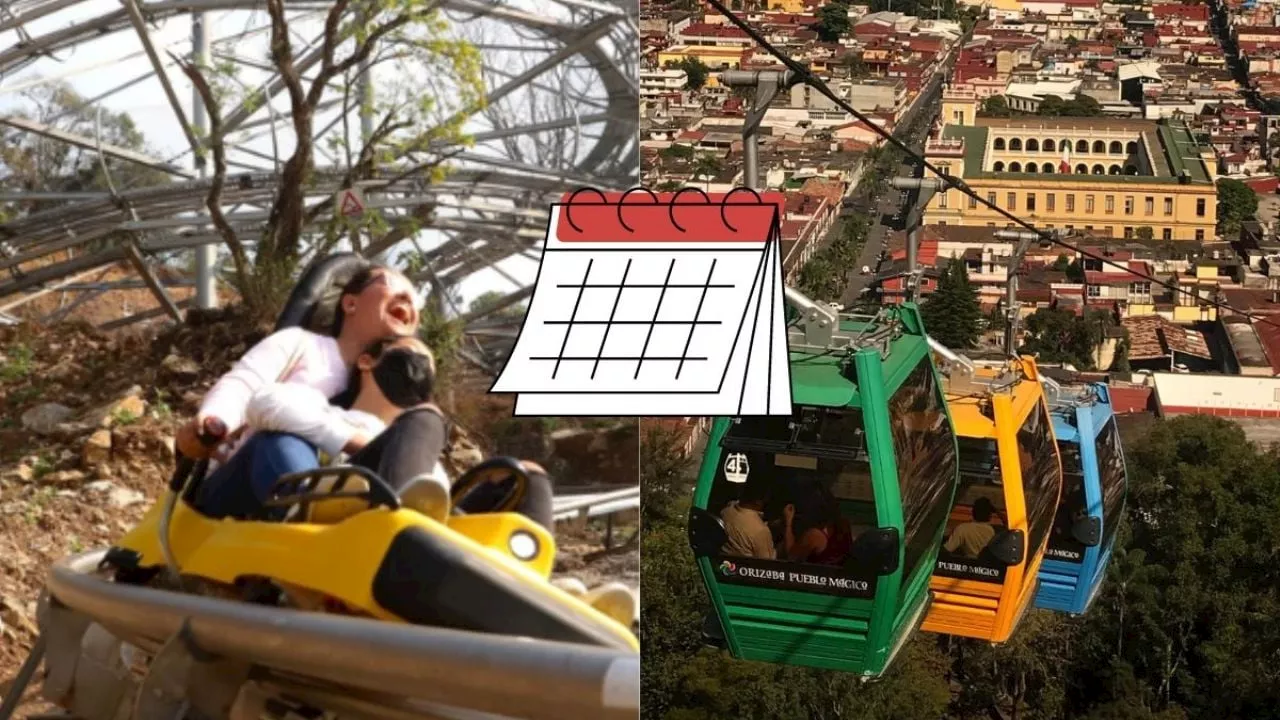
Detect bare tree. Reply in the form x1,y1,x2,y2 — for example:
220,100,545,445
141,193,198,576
174,0,485,317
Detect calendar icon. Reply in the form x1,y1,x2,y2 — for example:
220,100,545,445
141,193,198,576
490,188,793,417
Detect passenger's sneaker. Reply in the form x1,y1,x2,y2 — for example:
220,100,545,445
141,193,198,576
399,470,451,523
551,577,589,597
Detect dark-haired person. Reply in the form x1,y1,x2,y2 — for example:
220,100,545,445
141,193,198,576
782,487,853,565
721,483,776,559
173,264,422,463
944,497,998,559
193,336,444,519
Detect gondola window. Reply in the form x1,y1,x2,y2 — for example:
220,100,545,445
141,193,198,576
1097,419,1126,550
887,360,958,580
709,409,884,597
1047,442,1088,562
1018,403,1060,559
938,437,1009,581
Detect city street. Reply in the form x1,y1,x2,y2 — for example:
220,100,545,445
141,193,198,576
838,45,956,307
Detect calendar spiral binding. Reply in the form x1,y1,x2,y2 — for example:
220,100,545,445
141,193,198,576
555,186,785,243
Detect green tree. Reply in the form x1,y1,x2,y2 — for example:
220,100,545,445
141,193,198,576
1135,226,1154,240
1052,253,1072,272
797,256,843,302
0,82,172,223
1038,94,1102,117
1217,177,1259,234
842,53,870,78
1019,307,1115,369
1106,416,1280,717
1114,333,1132,372
979,95,1012,117
693,154,722,190
815,4,852,42
678,57,710,91
1038,95,1068,116
661,144,696,161
1066,257,1086,282
1066,94,1104,116
466,290,526,321
640,413,1280,720
920,257,982,348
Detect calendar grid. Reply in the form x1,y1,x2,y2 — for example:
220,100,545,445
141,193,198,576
676,259,719,380
532,255,732,381
636,259,676,380
551,257,593,380
592,258,633,379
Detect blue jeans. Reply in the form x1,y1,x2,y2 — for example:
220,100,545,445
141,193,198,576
193,432,320,519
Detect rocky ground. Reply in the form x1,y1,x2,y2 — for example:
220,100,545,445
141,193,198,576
0,310,638,713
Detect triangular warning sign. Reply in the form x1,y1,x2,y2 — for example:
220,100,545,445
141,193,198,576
339,189,365,217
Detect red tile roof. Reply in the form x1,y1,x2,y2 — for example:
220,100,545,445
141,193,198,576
678,23,749,38
1153,3,1209,20
1108,386,1154,414
1253,319,1280,374
1122,315,1213,360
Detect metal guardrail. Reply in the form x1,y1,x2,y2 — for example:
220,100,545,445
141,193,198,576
39,550,639,720
552,487,639,523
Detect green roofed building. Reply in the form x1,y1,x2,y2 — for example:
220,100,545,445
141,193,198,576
923,94,1219,243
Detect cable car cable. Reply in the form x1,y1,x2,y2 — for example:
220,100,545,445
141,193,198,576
701,0,1280,332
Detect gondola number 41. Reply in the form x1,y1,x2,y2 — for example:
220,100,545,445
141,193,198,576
724,453,750,483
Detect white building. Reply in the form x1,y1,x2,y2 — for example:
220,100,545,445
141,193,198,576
640,69,688,98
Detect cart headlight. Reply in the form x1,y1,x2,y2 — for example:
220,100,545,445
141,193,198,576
509,530,539,561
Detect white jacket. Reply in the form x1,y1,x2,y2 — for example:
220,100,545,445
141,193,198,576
244,383,451,487
245,382,385,459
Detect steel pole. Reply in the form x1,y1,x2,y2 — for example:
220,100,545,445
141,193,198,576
744,127,758,190
721,70,794,190
890,177,943,303
906,224,918,286
192,11,217,309
1005,272,1018,356
993,229,1049,358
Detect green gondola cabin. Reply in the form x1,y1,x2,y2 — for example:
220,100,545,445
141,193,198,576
688,293,959,677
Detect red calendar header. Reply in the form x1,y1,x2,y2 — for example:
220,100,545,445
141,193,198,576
554,188,786,243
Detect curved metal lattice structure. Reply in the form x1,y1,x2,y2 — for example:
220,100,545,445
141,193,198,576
0,0,638,368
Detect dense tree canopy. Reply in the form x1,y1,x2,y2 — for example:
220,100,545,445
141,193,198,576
1019,307,1118,370
1217,178,1259,235
641,415,1280,719
678,57,710,91
979,95,1012,118
977,94,1102,119
1038,94,1103,117
815,4,852,42
921,257,983,349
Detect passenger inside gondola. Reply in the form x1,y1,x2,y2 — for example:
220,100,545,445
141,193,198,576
783,482,853,565
939,437,1009,564
720,482,776,559
944,497,998,559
